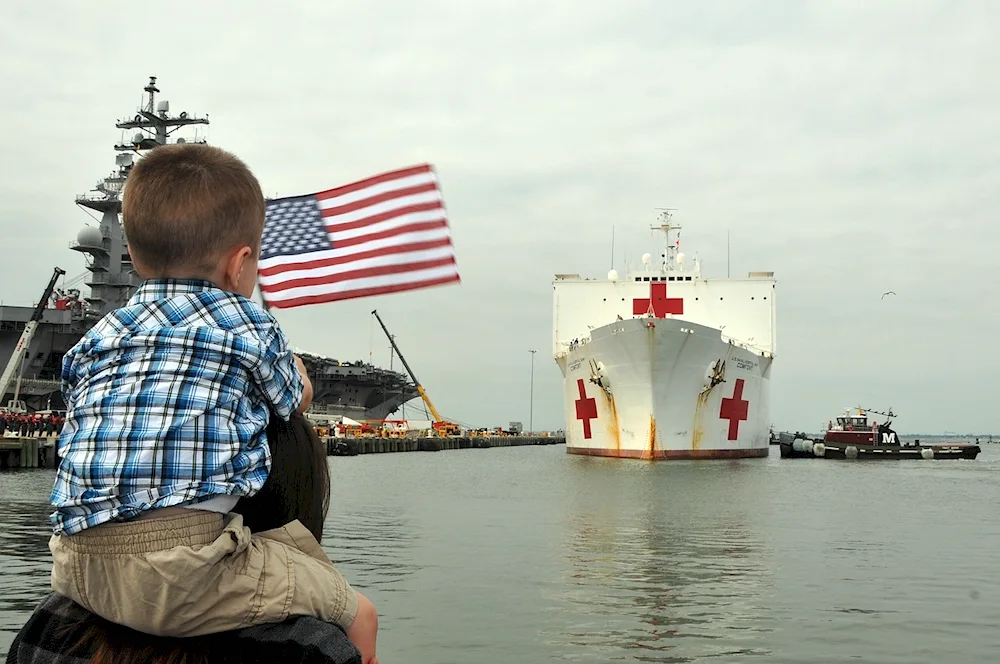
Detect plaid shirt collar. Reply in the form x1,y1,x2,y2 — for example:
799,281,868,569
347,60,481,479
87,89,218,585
129,278,227,304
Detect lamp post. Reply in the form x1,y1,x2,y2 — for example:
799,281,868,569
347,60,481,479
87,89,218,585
529,349,537,433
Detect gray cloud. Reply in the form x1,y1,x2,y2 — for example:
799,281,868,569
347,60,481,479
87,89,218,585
1,0,996,433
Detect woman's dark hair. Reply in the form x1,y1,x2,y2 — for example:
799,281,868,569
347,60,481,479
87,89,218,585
235,410,331,540
65,411,331,664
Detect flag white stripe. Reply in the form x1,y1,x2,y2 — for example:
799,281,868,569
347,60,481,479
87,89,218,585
259,227,453,272
258,245,456,287
327,209,447,242
264,265,460,302
320,190,442,226
318,171,437,208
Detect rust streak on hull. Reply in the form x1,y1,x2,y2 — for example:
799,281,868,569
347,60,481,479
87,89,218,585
599,388,621,452
691,391,710,450
644,415,657,460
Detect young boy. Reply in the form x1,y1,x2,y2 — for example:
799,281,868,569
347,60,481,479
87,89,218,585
48,143,378,663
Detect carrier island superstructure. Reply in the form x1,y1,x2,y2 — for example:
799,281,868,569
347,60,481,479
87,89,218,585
552,213,776,459
0,77,417,419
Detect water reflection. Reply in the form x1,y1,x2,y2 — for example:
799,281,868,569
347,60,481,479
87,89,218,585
548,459,773,661
322,505,419,593
1,447,999,662
0,470,57,655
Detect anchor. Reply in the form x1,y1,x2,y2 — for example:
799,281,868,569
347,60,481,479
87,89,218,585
588,359,612,396
701,358,726,394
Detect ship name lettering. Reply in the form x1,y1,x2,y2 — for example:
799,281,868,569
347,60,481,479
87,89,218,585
569,359,584,372
734,358,758,371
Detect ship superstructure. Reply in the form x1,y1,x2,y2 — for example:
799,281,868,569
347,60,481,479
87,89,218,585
552,212,776,459
0,77,417,417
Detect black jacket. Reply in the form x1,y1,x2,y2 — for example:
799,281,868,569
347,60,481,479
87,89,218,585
6,593,361,664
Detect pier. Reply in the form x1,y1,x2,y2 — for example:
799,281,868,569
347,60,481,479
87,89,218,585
0,436,57,470
0,434,566,470
323,435,565,456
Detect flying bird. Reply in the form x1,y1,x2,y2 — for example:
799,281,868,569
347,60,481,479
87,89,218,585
881,291,896,300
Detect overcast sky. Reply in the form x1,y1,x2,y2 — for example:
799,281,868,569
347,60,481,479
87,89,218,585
1,0,996,434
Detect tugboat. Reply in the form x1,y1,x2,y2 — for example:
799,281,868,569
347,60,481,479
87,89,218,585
779,407,980,460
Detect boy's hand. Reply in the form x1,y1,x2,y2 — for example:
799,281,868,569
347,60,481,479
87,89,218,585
346,591,379,664
293,354,314,414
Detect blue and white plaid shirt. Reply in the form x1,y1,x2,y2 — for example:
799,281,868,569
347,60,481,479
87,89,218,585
49,279,304,536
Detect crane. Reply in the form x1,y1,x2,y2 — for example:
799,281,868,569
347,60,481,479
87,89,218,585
371,309,461,437
0,267,66,412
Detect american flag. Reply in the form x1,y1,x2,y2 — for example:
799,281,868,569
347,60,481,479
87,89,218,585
257,164,460,309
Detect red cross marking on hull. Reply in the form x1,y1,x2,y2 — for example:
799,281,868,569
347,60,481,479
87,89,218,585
719,378,749,440
632,282,684,317
574,379,598,439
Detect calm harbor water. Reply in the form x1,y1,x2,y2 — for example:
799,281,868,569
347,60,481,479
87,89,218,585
1,443,998,662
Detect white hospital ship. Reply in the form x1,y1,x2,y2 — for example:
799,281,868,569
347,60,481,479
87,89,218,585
551,212,776,459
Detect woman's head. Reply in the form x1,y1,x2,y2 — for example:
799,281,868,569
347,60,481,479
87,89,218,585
235,410,331,540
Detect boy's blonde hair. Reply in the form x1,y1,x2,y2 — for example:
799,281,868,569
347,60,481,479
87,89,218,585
122,143,266,275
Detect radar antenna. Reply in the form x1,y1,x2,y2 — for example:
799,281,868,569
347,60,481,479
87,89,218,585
114,75,209,152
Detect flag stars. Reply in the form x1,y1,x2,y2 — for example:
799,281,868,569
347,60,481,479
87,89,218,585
261,195,332,260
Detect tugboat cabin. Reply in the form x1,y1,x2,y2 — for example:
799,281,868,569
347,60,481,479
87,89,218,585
825,409,884,444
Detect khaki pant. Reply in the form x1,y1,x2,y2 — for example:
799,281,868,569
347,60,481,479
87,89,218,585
49,509,359,638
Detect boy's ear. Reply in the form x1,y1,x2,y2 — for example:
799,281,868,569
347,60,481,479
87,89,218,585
224,244,254,293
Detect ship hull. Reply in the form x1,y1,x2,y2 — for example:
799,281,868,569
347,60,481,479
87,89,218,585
0,320,419,419
556,317,771,459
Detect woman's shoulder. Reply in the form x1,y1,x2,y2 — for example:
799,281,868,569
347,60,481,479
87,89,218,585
6,593,92,664
231,616,362,664
7,594,361,664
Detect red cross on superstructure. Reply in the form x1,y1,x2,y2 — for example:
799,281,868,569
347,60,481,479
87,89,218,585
574,379,598,439
632,282,684,318
719,378,749,440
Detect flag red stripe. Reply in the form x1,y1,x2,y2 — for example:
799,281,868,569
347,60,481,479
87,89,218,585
320,200,444,232
260,256,457,292
266,274,460,309
331,219,448,249
319,182,440,217
314,164,433,201
258,237,454,278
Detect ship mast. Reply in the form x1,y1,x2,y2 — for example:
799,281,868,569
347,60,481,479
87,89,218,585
113,76,209,152
650,209,682,273
72,76,209,320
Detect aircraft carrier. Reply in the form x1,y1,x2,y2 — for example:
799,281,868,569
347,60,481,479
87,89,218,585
0,76,418,419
